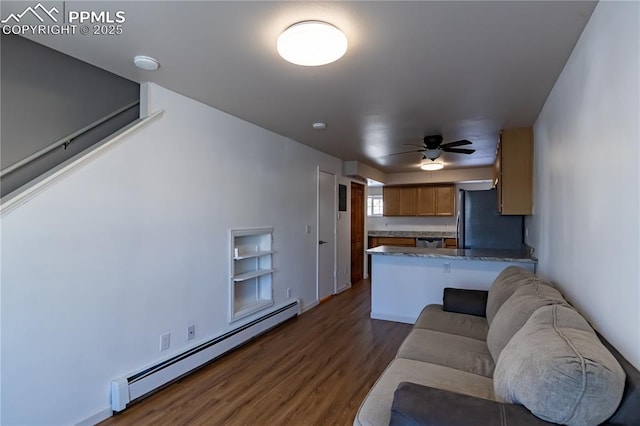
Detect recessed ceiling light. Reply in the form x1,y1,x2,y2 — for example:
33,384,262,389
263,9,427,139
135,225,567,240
134,55,160,71
277,21,348,66
420,159,444,171
312,122,327,130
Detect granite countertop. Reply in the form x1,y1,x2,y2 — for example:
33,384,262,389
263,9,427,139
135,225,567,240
366,246,537,263
368,230,457,238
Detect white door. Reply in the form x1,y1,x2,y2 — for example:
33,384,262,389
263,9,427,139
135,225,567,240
317,170,336,301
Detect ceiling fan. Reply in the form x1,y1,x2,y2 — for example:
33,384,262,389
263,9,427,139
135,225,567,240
391,135,476,160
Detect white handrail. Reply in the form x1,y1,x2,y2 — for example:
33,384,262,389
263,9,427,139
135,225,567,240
0,110,164,217
0,100,140,178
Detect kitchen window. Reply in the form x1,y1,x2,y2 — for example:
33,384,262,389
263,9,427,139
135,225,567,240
367,195,383,217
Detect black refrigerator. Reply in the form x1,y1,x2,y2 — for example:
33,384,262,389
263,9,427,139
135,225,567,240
457,189,524,250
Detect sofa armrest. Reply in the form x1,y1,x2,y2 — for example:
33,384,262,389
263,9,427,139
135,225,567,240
390,382,555,426
442,288,488,317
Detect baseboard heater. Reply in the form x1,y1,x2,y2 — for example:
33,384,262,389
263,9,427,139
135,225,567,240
111,301,299,412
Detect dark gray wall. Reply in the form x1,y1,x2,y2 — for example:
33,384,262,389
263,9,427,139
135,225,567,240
1,34,139,196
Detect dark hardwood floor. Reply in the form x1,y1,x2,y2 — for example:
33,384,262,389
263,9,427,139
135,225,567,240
100,279,412,425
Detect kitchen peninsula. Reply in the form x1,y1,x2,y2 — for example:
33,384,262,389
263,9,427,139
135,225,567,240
367,245,537,324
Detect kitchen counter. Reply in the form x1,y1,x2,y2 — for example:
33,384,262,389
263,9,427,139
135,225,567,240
368,230,457,238
368,245,536,324
367,246,537,263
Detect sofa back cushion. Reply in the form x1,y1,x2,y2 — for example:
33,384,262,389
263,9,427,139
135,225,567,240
486,266,536,325
487,281,568,361
494,305,625,426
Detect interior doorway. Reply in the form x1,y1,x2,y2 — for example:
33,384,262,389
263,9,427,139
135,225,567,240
317,170,336,302
350,182,365,284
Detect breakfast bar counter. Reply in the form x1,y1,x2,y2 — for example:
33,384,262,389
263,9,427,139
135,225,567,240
367,246,537,324
367,246,537,263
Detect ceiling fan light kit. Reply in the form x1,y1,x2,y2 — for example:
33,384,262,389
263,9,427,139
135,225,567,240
420,159,444,171
277,21,348,66
390,134,476,170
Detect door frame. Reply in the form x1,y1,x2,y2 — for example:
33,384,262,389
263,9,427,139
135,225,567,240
350,181,366,284
316,167,337,302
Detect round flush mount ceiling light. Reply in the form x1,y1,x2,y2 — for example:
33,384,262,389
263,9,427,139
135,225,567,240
312,122,327,130
277,21,348,66
134,55,160,71
420,159,444,171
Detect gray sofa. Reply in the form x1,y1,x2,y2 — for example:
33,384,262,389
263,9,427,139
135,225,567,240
355,266,640,426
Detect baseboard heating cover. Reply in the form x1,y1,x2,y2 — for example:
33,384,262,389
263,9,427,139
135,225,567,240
111,301,299,412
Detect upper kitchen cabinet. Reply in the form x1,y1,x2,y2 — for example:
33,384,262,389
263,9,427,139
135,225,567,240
383,186,417,216
384,184,455,217
494,128,533,215
416,185,455,216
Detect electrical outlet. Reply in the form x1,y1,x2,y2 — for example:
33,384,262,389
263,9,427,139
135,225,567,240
305,225,311,234
160,332,170,351
286,288,292,298
187,325,195,341
443,262,451,273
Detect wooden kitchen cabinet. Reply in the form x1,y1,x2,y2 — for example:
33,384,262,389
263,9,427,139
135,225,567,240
383,186,417,216
416,187,436,215
435,186,455,216
369,237,416,248
494,128,533,215
386,184,455,217
444,238,458,248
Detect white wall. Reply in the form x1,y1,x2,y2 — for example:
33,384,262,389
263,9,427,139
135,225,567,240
0,83,351,424
527,2,640,369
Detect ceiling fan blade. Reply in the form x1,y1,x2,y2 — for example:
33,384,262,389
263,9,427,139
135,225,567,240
403,143,426,148
389,149,425,156
443,148,476,154
440,139,472,148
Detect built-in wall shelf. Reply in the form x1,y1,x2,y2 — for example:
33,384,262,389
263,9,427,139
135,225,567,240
233,250,274,261
230,228,274,323
232,269,274,282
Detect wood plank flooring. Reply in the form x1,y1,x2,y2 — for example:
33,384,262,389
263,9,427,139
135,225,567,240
100,279,412,425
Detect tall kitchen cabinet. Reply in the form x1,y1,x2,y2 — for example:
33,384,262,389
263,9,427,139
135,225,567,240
229,228,274,323
494,128,533,215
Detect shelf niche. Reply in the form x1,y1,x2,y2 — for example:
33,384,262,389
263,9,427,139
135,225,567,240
230,228,274,323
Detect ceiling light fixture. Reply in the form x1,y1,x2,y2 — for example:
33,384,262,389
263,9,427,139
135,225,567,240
134,55,160,71
420,158,444,171
312,122,327,130
277,21,348,66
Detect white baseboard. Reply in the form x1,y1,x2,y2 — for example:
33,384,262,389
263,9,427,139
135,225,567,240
75,407,112,426
370,311,416,324
300,299,319,314
336,283,351,294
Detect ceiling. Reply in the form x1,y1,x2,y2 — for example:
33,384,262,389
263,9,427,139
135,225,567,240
7,1,597,173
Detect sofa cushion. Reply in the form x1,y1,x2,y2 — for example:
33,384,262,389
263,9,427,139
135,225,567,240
354,358,495,426
390,382,555,426
487,281,568,361
397,329,495,377
598,332,640,424
443,288,488,317
414,304,489,341
486,266,537,325
494,305,626,426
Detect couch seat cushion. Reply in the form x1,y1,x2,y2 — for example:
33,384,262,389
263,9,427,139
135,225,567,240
494,305,626,426
354,358,495,426
414,304,489,341
487,281,568,361
397,329,495,378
